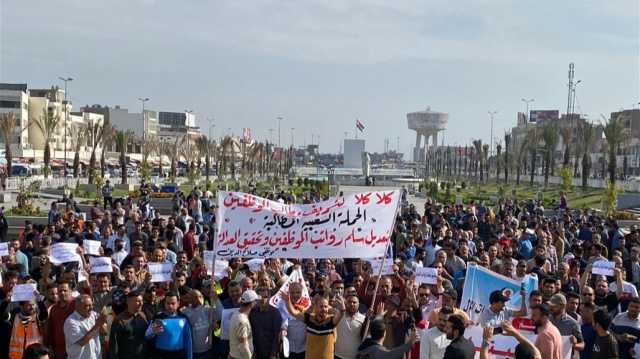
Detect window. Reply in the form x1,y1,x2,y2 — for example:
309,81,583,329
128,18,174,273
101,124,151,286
0,100,20,108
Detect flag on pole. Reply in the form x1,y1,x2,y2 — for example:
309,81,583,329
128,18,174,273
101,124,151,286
356,119,365,132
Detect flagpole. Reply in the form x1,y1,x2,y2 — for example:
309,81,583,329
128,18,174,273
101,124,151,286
361,192,401,339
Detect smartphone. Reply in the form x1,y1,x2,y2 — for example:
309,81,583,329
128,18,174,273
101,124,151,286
493,327,503,335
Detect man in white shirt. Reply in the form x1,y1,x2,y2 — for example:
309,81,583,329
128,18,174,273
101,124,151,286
111,237,128,267
420,306,453,359
335,294,366,359
63,294,108,359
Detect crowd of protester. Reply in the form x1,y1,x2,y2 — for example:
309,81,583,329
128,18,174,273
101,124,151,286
0,183,638,359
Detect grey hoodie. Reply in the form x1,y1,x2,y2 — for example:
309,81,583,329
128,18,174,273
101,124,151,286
356,338,413,359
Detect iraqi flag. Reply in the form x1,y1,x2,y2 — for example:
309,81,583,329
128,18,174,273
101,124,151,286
356,119,365,132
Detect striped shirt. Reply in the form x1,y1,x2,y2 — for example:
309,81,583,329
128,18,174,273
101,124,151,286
304,313,336,359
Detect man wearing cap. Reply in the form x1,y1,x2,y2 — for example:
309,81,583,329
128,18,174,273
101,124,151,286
229,290,260,359
478,289,526,327
549,293,585,353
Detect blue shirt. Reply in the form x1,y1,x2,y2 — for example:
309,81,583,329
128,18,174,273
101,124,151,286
519,238,534,260
145,312,193,358
580,323,596,359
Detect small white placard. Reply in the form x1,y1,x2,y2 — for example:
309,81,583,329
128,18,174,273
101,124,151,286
0,243,9,257
415,267,439,285
49,243,81,264
220,308,240,340
11,283,37,302
83,240,102,256
367,258,394,275
592,260,615,276
148,262,174,282
89,257,113,273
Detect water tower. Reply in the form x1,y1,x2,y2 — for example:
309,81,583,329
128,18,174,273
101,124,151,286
407,108,448,162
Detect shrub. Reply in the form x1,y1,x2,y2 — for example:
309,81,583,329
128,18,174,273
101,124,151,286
603,181,622,216
560,166,573,193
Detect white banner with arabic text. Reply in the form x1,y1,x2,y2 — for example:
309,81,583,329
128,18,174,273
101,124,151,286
216,191,399,258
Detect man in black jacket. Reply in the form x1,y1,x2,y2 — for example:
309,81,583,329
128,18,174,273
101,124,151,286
443,314,474,359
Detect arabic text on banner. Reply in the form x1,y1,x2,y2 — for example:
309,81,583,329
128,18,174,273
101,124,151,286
216,190,399,258
49,243,81,264
464,325,572,359
415,267,438,285
592,260,615,276
11,283,37,302
460,263,538,325
148,262,174,282
83,240,102,256
0,243,8,257
89,257,113,273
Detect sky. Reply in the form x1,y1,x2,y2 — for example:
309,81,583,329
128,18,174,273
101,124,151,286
1,0,638,157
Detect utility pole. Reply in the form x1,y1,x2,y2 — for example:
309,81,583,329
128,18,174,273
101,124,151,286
566,63,575,120
58,76,73,188
488,110,498,156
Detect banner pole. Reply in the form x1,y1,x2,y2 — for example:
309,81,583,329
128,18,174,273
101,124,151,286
361,191,401,339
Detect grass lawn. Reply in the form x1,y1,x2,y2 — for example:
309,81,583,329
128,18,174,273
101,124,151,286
445,180,604,210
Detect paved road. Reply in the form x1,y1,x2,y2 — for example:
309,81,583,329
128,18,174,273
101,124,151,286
339,185,426,210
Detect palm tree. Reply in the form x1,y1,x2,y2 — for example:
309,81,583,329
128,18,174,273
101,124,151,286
542,123,559,187
579,122,595,188
35,108,61,175
0,113,19,177
100,123,116,177
504,133,511,183
559,126,572,169
514,135,529,186
115,130,133,184
472,140,482,180
526,127,540,186
195,136,210,179
165,135,186,180
86,120,105,183
603,114,629,184
482,144,489,182
69,125,87,178
495,142,502,183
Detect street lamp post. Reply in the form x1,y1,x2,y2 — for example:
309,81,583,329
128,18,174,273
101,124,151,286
291,127,295,148
277,117,283,148
58,76,73,189
138,97,149,141
488,110,498,156
521,98,534,122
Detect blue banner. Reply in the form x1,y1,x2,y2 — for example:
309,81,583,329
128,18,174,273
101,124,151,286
460,263,538,324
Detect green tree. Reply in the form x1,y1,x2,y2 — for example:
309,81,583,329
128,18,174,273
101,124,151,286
115,130,133,184
0,112,19,177
603,114,629,184
542,123,559,187
86,120,106,183
100,124,116,178
35,108,61,175
579,122,595,188
526,127,540,186
503,133,511,183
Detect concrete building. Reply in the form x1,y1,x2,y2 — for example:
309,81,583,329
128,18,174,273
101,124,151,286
0,84,105,166
0,83,30,151
157,111,200,143
343,139,365,168
107,106,158,140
